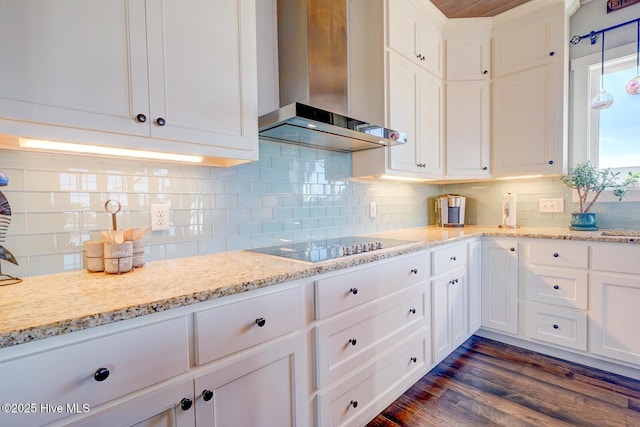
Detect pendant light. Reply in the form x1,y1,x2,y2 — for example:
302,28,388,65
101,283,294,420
591,32,614,110
626,21,640,95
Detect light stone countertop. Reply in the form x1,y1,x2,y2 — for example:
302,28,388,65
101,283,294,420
1,225,637,349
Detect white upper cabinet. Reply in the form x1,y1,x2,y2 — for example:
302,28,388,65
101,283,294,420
0,0,258,166
445,33,491,81
350,0,445,180
490,3,566,177
388,0,443,78
492,8,560,78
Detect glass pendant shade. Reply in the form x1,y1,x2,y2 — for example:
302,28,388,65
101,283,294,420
592,32,614,110
626,21,640,95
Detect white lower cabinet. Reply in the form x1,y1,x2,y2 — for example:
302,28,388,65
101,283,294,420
432,268,467,363
317,328,428,427
467,240,482,334
60,378,195,427
313,252,431,426
481,238,518,334
589,273,640,366
194,333,307,427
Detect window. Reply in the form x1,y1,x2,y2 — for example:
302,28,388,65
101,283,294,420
589,52,640,169
572,41,640,173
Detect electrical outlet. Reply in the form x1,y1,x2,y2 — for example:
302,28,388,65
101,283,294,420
539,198,564,213
369,202,377,218
150,204,170,231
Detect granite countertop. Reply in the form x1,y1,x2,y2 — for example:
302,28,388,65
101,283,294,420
0,225,637,349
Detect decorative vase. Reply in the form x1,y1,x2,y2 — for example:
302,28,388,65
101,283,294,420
569,212,599,231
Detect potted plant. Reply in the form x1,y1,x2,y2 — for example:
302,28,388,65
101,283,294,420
560,161,640,230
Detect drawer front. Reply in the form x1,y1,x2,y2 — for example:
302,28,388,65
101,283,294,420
526,266,588,309
0,316,189,427
528,241,588,269
432,243,467,276
591,243,640,275
315,283,426,388
318,329,427,427
315,253,429,319
194,285,304,365
524,303,587,351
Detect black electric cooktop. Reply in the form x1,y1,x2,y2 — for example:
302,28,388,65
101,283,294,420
247,236,417,263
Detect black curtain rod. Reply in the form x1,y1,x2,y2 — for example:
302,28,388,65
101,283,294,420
570,16,640,45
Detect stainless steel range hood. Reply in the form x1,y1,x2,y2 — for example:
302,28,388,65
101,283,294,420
258,0,407,152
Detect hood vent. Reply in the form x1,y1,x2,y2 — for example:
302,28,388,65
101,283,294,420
258,0,407,152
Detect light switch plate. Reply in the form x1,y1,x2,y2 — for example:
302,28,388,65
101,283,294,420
369,202,377,218
539,198,564,213
150,204,170,231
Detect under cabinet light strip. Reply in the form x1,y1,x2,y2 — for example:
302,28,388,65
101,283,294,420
19,138,204,163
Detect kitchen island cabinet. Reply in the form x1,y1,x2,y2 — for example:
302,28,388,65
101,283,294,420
0,0,258,167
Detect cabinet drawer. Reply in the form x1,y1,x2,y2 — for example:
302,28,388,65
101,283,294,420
315,283,426,388
524,303,586,351
0,316,189,427
194,285,304,365
315,253,429,319
317,329,427,427
591,243,640,275
526,266,587,309
528,240,588,269
432,243,467,276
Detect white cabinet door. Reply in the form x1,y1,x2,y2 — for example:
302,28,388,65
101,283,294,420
446,37,490,81
0,0,148,136
387,52,443,178
590,273,640,366
62,379,195,427
432,269,467,363
482,239,519,334
445,81,490,178
388,52,420,175
419,70,444,176
492,7,560,78
145,0,258,152
491,62,562,177
194,333,307,427
387,0,442,78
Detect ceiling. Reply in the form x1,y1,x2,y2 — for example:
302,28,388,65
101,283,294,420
429,0,534,18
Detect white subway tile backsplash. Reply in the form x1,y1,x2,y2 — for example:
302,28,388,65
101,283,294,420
1,141,440,276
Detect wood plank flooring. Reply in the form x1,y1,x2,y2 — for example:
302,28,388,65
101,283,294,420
367,335,640,427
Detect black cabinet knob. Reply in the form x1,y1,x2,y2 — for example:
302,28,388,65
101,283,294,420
156,117,166,126
482,166,488,170
409,308,416,314
553,285,560,290
348,338,357,346
136,113,147,123
350,400,358,408
180,398,193,411
410,268,418,274
553,324,559,330
349,287,358,295
510,247,515,252
553,253,559,258
202,389,213,402
255,317,266,327
548,160,554,165
549,51,555,56
483,70,488,74
450,256,456,261
93,367,110,382
410,357,417,363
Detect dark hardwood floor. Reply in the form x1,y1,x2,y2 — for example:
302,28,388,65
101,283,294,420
367,335,640,427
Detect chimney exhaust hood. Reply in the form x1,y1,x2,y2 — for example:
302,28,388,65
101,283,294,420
258,0,407,153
